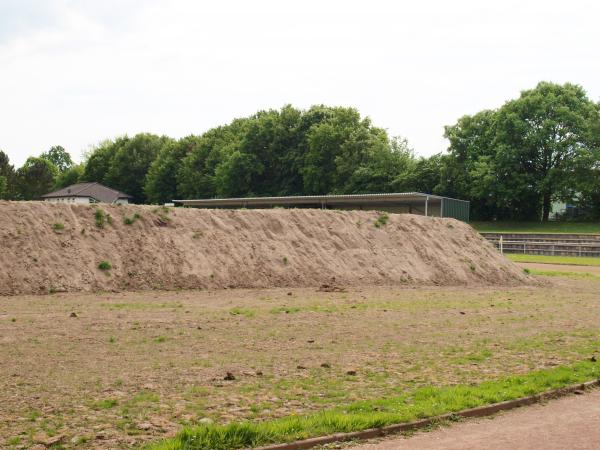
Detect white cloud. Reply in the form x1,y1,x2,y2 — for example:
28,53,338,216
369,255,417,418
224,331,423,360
1,0,599,167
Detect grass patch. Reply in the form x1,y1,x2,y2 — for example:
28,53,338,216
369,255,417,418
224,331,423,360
472,221,600,234
270,306,301,314
374,212,389,228
98,261,112,271
124,213,141,225
229,307,256,318
91,398,119,410
527,269,600,280
147,360,600,450
506,254,600,267
94,208,107,228
52,222,65,231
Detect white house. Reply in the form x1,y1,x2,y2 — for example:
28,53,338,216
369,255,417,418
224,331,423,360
41,182,133,204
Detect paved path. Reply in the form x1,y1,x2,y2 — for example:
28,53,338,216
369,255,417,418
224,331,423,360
516,262,600,275
351,389,600,450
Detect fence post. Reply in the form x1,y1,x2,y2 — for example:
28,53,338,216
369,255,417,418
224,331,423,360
500,236,503,254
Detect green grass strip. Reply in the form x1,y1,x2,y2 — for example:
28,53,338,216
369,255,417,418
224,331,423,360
507,254,600,267
471,221,600,234
147,360,600,450
526,269,600,280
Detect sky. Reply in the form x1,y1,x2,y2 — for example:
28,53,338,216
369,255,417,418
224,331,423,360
1,0,599,168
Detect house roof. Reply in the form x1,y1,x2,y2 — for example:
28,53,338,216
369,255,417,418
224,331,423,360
41,182,133,203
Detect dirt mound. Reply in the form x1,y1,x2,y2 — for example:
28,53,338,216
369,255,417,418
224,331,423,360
0,201,529,295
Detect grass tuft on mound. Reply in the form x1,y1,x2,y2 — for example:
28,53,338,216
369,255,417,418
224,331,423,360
147,360,600,450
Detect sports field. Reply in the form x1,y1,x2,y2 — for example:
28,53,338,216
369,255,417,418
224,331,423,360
2,274,599,449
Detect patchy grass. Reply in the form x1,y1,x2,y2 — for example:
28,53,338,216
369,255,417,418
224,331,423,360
3,283,600,448
527,269,600,280
91,398,119,410
229,307,256,318
51,222,64,231
472,221,600,234
506,254,600,267
148,361,600,450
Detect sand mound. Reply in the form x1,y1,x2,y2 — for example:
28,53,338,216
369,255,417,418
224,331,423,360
0,201,529,295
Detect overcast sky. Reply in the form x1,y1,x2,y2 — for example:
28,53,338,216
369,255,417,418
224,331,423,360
1,0,599,167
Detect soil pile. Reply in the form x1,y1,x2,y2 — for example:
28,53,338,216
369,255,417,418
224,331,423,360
0,201,529,295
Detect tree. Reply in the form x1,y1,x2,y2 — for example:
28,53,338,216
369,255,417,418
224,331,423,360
41,146,73,172
16,157,58,200
444,82,600,221
54,164,84,189
0,176,6,199
145,136,201,204
177,120,249,199
82,140,118,183
0,150,16,199
494,82,600,221
104,134,173,203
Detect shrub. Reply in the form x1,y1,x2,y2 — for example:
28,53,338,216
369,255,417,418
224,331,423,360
52,222,65,231
98,261,112,271
374,212,389,228
94,209,105,228
124,212,142,225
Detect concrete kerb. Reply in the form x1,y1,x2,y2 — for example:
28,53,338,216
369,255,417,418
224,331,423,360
255,379,600,450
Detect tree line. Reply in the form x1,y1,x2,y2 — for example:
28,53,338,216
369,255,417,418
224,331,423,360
1,82,599,221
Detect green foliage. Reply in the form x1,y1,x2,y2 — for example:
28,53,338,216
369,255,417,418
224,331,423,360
52,222,65,231
123,213,141,225
104,134,174,203
444,82,600,221
145,136,202,204
148,361,600,450
373,212,389,228
0,175,6,199
54,164,84,189
94,208,106,228
82,140,118,183
16,157,59,200
98,261,112,271
40,145,73,172
0,150,15,199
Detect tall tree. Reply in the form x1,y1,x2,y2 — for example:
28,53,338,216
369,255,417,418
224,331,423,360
145,136,201,204
54,164,84,189
82,140,118,183
494,82,600,221
41,146,73,172
104,133,173,203
0,150,16,199
16,157,58,200
444,82,600,221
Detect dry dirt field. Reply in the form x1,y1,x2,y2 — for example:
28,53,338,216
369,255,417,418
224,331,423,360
2,277,599,449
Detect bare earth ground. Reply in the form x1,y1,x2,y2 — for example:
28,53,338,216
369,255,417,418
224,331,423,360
350,388,600,450
0,202,528,296
1,277,599,449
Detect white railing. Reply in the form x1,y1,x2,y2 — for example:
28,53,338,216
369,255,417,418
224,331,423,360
489,238,600,257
